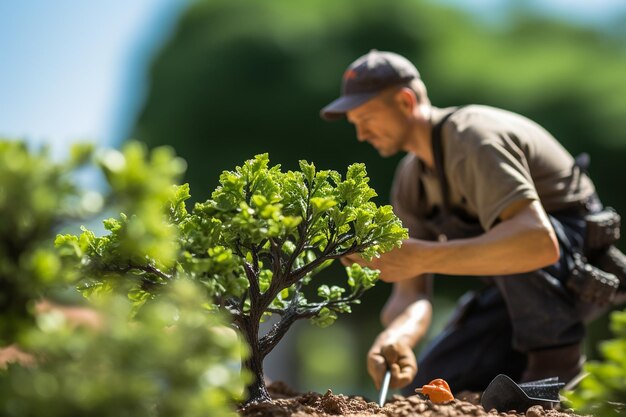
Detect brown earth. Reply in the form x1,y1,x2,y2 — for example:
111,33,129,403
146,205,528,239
238,382,588,417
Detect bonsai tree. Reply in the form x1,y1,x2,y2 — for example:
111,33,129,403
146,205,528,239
58,152,408,404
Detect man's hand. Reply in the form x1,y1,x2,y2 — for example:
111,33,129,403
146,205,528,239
341,243,422,282
368,341,417,390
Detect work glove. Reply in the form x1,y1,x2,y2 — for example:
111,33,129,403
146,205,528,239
367,341,417,390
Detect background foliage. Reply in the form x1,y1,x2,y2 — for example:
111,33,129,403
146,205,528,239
1,282,247,417
567,308,626,417
130,0,626,397
0,140,93,346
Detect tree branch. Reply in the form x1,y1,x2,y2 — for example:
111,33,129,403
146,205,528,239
96,263,173,281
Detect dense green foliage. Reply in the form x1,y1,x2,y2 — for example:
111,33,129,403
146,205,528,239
60,152,407,402
567,308,626,417
0,140,245,416
1,281,247,417
56,141,187,301
0,140,93,345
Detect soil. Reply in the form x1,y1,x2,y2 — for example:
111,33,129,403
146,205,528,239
239,382,588,417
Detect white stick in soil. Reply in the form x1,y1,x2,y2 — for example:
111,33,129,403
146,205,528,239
378,369,392,407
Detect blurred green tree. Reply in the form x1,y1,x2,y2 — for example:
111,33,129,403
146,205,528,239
566,308,626,417
131,0,626,208
0,140,246,416
1,282,247,417
0,140,94,346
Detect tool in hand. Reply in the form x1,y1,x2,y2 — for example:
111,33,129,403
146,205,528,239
415,378,455,404
378,368,391,407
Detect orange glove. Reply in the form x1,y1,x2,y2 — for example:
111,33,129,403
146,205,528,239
416,378,454,404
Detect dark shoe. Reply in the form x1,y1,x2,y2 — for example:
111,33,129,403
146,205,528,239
521,343,584,385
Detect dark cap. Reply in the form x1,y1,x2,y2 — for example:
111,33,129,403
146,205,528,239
320,50,420,121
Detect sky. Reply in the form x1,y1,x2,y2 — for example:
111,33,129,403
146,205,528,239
1,0,625,158
0,0,187,156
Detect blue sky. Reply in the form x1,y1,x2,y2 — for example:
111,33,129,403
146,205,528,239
1,0,625,157
0,0,186,156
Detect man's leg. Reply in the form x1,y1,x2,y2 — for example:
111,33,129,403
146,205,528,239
492,269,585,384
406,286,526,394
492,211,590,384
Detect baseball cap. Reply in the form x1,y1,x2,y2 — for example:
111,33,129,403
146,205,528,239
320,50,420,121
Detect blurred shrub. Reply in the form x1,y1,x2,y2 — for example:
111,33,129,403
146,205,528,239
0,140,94,345
0,139,246,415
566,308,626,417
0,281,247,417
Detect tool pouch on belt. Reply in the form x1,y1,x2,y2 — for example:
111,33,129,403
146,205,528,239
550,207,620,306
584,207,626,293
567,252,619,305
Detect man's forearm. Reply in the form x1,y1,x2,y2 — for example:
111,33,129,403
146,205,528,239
417,201,558,276
375,200,560,282
375,297,432,348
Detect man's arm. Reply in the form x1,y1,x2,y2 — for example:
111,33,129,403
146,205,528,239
346,199,559,282
368,275,432,389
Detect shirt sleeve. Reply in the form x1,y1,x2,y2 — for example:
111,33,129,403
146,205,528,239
449,133,539,230
391,155,437,240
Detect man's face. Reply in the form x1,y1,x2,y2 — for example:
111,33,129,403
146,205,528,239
346,91,410,158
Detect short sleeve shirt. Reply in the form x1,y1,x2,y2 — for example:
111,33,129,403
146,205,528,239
392,105,596,238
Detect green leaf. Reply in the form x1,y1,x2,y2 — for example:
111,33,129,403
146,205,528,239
310,307,337,328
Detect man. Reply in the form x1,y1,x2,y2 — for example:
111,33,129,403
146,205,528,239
320,50,623,393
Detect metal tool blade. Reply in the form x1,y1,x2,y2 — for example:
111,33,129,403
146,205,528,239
378,369,391,407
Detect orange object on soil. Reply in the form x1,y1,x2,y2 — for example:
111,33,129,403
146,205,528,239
416,378,454,404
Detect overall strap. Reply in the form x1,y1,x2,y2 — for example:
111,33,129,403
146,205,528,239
431,108,462,215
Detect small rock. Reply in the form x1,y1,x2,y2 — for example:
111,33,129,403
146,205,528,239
526,405,543,417
415,403,428,413
407,395,423,405
440,407,457,417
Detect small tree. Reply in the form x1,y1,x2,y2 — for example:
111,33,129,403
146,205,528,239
60,153,407,404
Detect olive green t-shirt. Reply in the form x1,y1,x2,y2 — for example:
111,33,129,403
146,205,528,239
392,105,596,239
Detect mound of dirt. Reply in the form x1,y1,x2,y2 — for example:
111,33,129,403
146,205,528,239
238,383,585,417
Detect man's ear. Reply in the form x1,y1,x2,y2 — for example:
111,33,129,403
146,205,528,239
396,87,417,116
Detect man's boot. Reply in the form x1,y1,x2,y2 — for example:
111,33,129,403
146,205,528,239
520,343,584,385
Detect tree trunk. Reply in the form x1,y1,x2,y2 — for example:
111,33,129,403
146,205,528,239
241,317,271,405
